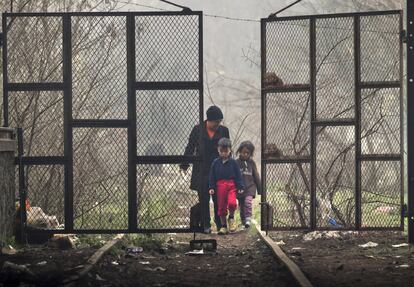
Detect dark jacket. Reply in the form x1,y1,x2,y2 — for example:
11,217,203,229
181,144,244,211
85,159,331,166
236,158,261,198
208,158,245,190
180,122,230,191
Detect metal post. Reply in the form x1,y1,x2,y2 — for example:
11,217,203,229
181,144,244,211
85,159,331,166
354,15,362,230
17,128,26,243
310,17,317,230
63,15,74,231
198,13,205,232
260,19,268,231
2,15,8,127
127,14,138,232
399,11,405,231
407,0,414,243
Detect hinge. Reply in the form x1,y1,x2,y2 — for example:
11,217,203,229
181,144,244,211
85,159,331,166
401,29,407,43
403,203,408,217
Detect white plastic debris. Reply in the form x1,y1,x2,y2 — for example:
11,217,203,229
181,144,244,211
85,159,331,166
139,261,151,265
303,232,322,241
303,231,341,241
392,243,409,248
111,261,119,266
364,255,375,259
291,247,305,250
36,261,47,266
185,249,204,256
26,206,59,229
244,265,250,268
358,242,378,248
396,264,410,268
275,240,286,246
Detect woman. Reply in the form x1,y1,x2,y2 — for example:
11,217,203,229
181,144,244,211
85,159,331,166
180,105,230,234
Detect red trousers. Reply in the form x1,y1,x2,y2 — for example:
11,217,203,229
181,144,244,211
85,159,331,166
216,179,238,217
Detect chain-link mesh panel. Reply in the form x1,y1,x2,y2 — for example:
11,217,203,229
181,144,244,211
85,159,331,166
135,15,199,82
265,92,310,157
316,17,354,119
266,163,310,228
136,90,199,156
265,20,309,86
137,164,198,229
262,12,402,231
316,126,355,228
360,14,400,82
361,88,400,155
25,165,65,230
6,17,63,83
73,128,128,230
5,12,202,234
72,16,127,119
8,91,64,156
361,160,401,228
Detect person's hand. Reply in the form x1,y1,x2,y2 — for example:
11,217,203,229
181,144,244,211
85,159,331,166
238,189,244,194
209,189,215,195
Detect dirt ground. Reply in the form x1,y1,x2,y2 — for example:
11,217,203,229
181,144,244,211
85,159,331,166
82,227,296,287
0,228,296,287
0,245,98,286
269,230,414,287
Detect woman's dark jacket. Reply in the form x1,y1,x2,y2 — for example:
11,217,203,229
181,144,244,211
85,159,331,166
180,122,230,191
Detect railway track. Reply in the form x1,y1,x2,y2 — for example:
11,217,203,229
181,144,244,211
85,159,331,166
64,225,312,287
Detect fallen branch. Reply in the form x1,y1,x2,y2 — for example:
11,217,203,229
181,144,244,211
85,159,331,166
63,234,124,286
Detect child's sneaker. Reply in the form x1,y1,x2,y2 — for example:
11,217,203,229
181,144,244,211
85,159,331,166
203,227,212,234
245,218,251,229
218,227,228,235
228,218,237,233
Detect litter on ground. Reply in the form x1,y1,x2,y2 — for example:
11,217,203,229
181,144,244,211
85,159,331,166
358,242,378,248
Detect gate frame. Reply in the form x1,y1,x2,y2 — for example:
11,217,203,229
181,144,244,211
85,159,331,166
2,11,204,235
261,10,404,231
407,0,414,243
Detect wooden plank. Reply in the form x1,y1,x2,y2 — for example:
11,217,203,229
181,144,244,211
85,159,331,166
254,221,313,287
63,234,124,286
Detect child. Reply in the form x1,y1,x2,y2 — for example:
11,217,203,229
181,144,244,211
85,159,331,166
209,138,244,235
236,141,261,228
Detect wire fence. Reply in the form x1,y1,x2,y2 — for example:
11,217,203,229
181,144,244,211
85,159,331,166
3,11,203,234
261,10,403,231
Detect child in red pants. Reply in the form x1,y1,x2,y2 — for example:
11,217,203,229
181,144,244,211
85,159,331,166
209,138,244,235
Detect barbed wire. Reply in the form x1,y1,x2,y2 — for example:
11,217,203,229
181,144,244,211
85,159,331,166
117,0,400,35
117,0,260,22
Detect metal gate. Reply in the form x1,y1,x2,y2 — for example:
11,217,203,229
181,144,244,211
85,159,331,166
2,11,203,234
261,10,403,231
